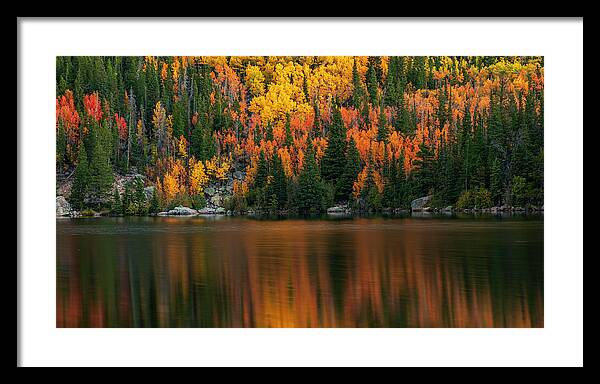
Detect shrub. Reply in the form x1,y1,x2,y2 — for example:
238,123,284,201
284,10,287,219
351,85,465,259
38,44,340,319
191,194,207,210
474,187,493,208
511,176,528,207
456,190,474,209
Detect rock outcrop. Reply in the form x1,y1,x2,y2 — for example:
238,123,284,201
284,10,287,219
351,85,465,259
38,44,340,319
56,196,72,217
327,205,351,214
411,195,433,211
165,206,198,216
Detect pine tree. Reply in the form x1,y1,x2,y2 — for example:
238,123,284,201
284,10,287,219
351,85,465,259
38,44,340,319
297,141,324,214
377,101,388,143
321,106,347,182
366,60,378,106
335,137,361,202
69,144,89,210
351,58,365,111
360,152,381,212
490,156,502,206
133,177,148,215
56,123,67,168
395,150,407,207
111,187,122,214
149,187,160,214
413,141,435,197
87,121,115,207
254,150,269,189
265,121,274,142
271,153,288,210
381,152,396,208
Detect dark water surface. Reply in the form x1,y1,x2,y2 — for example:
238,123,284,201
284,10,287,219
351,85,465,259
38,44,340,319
56,215,543,327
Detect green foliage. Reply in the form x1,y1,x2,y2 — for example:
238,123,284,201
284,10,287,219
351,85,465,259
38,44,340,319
87,122,114,207
271,153,288,210
321,106,347,182
254,150,269,189
120,178,148,215
69,144,89,211
335,137,361,202
111,188,122,214
297,141,326,214
190,194,206,210
456,187,493,209
511,175,528,207
223,194,247,214
149,188,161,214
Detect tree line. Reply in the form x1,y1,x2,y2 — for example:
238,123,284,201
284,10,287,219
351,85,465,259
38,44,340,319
56,56,544,214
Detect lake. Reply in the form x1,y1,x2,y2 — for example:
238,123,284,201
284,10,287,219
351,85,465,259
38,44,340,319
56,215,543,327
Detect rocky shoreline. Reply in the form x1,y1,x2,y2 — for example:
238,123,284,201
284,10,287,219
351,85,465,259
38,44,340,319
57,171,543,218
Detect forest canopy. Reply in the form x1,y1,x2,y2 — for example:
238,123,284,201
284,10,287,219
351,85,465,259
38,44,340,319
56,56,544,214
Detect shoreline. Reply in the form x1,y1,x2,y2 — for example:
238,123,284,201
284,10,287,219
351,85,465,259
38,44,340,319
57,208,545,219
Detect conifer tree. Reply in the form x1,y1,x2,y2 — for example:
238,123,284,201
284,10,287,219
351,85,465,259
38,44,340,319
352,58,365,111
297,141,324,214
254,150,269,189
271,153,288,210
149,187,160,214
321,106,347,182
377,101,388,143
335,137,361,202
69,144,89,210
111,187,122,214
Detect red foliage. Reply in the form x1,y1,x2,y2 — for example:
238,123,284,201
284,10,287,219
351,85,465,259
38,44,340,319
84,92,103,122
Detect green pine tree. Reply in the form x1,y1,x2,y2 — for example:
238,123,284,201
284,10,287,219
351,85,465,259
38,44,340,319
321,106,347,182
335,137,361,202
69,144,89,211
297,141,324,214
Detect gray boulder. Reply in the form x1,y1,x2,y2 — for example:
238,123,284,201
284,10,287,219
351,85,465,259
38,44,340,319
198,207,216,215
411,195,433,211
327,205,351,214
166,206,198,216
204,187,216,196
56,196,72,217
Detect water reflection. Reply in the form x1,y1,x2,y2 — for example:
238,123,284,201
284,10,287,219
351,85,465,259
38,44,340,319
57,216,543,327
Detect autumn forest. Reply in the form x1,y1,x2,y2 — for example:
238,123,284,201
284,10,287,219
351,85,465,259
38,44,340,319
56,56,544,215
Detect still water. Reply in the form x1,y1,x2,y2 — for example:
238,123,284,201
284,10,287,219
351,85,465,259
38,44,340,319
57,215,543,327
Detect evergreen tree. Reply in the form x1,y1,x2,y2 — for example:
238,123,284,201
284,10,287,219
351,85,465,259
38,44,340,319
381,153,396,208
87,121,114,207
149,187,160,214
321,106,347,182
490,156,503,206
271,153,288,210
297,141,324,214
366,60,379,106
360,153,382,212
265,121,274,141
254,150,269,189
377,101,388,143
336,137,361,202
111,187,122,214
395,150,407,207
133,177,148,215
69,144,89,210
413,141,435,196
56,123,67,168
351,58,365,110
